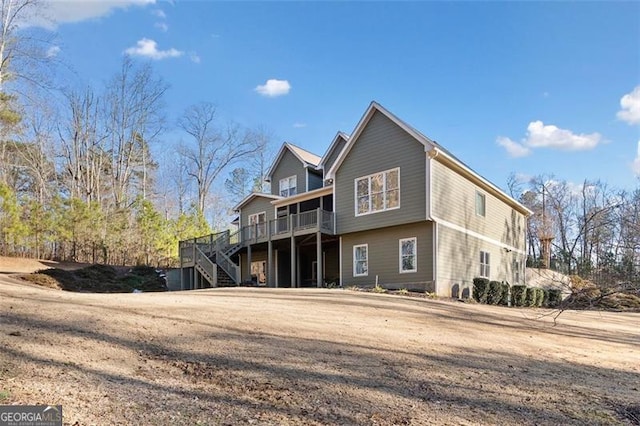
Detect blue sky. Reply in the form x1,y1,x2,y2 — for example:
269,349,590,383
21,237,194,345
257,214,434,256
39,1,640,192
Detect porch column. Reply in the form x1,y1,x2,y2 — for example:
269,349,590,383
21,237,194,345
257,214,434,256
247,244,252,285
290,235,296,288
267,240,273,288
316,231,323,288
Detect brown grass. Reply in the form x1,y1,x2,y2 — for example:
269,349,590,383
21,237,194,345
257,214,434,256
1,279,638,425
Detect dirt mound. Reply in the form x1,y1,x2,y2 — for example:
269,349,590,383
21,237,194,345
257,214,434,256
19,264,167,293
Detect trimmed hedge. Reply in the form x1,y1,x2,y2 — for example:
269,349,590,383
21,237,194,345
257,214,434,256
511,285,527,307
547,289,563,307
473,278,490,303
487,280,504,305
537,288,547,307
499,282,510,306
525,287,537,307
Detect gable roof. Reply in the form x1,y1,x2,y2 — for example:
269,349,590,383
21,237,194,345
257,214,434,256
265,142,322,182
326,101,435,179
319,131,349,169
326,101,532,216
233,192,282,212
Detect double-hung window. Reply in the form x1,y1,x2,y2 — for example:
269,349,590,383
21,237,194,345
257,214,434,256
480,251,490,278
279,176,297,197
353,244,368,277
248,212,266,238
355,168,400,216
399,238,417,273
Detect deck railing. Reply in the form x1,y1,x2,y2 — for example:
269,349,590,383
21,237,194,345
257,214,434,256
180,208,335,280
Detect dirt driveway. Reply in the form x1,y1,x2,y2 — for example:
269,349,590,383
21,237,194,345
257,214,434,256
0,266,639,425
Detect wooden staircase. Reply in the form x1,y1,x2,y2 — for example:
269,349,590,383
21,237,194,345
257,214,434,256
179,230,242,289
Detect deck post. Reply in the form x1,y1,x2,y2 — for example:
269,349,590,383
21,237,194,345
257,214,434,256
316,231,323,288
247,243,252,286
268,240,273,288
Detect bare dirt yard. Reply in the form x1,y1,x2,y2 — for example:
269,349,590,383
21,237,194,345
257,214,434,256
1,257,639,425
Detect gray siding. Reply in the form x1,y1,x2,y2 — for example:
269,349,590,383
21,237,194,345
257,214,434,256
239,196,276,228
436,224,526,297
271,150,307,196
323,137,347,173
341,222,434,292
335,110,426,234
431,159,526,251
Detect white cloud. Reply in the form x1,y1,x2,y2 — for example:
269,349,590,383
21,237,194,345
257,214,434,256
152,9,166,19
617,86,640,125
293,122,306,128
46,45,60,57
633,141,640,176
498,121,602,157
124,38,182,60
525,121,602,150
154,22,168,32
33,0,155,29
496,136,531,158
255,79,291,97
189,52,201,64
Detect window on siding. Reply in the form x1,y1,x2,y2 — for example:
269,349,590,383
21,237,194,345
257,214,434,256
279,176,297,197
476,191,486,217
353,244,368,277
355,168,400,216
251,261,266,284
514,260,520,284
399,238,417,273
248,212,266,238
480,251,490,278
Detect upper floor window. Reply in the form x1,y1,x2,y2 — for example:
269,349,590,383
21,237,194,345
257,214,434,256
355,168,400,216
399,237,417,273
279,176,297,197
475,191,486,217
480,250,490,278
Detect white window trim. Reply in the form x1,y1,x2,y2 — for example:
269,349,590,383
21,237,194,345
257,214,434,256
353,244,368,277
476,191,486,218
480,250,490,278
248,211,266,224
279,175,297,197
354,167,400,217
399,237,417,274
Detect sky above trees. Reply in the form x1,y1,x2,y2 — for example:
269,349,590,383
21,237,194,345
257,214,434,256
30,0,640,192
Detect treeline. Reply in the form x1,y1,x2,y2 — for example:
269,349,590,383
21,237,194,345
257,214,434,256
0,56,269,266
511,175,640,289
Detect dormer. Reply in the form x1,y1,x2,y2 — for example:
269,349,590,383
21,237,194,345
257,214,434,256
265,142,323,197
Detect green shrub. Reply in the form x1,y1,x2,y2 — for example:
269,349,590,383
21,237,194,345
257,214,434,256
472,277,490,303
511,285,527,307
372,284,387,293
487,280,504,305
524,287,537,307
536,288,547,307
546,289,563,307
499,282,510,306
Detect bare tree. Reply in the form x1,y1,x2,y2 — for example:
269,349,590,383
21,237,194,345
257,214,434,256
58,87,107,203
104,56,167,209
0,0,55,93
177,102,265,216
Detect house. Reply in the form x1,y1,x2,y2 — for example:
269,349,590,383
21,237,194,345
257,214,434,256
179,102,531,297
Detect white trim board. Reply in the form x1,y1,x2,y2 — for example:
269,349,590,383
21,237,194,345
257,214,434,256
433,216,526,255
